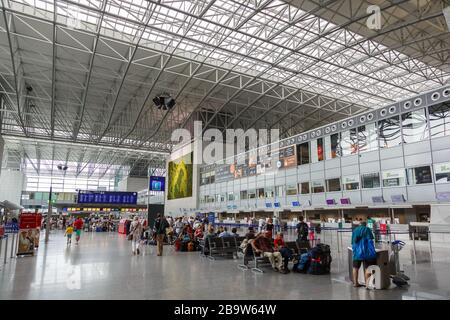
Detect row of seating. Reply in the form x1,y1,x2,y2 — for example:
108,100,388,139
198,236,246,260
239,240,311,273
198,236,312,274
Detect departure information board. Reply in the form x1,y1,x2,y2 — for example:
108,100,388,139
77,191,137,205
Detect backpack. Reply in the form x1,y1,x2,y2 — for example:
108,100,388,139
307,243,332,275
293,252,311,273
298,222,309,240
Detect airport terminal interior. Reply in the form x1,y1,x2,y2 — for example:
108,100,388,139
1,0,450,300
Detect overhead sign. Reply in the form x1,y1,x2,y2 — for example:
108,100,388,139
149,176,165,191
77,191,137,205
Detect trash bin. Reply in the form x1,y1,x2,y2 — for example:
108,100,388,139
347,247,390,289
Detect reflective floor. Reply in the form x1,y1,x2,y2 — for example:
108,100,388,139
0,231,449,300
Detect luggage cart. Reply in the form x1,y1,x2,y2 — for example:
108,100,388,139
389,240,410,287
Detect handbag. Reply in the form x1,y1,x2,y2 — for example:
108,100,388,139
352,238,376,261
127,233,133,241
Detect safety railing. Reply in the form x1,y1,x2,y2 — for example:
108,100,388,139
0,223,19,266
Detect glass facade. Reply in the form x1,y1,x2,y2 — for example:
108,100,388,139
378,115,401,148
429,102,450,138
312,180,325,193
199,96,450,209
401,109,428,143
326,178,341,192
362,173,380,189
407,166,432,185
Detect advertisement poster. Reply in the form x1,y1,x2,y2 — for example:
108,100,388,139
167,152,193,200
17,213,39,255
17,229,36,255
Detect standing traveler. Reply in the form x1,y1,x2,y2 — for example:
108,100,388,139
174,217,183,236
130,216,143,255
351,221,376,288
258,218,265,233
73,217,84,245
154,214,169,256
265,218,274,239
64,224,74,246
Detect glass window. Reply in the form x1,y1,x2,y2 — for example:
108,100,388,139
248,190,256,199
257,188,265,198
402,109,428,143
297,142,310,165
340,129,358,155
312,180,325,193
378,115,401,148
435,162,450,183
227,192,234,201
275,185,284,197
357,123,377,153
382,169,406,187
240,190,247,199
407,166,432,185
330,133,340,158
299,182,310,194
265,187,274,198
326,178,341,192
343,175,360,190
429,102,450,138
362,173,380,189
317,138,324,161
286,185,297,195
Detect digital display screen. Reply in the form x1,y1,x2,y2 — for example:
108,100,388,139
340,198,351,205
150,176,165,191
77,191,137,205
292,201,300,207
326,199,336,205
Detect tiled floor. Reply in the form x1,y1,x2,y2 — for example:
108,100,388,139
0,230,449,300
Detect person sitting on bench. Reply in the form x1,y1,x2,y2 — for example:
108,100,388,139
251,231,285,273
274,232,292,274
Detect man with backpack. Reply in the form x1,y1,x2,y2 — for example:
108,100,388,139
296,216,310,252
154,214,169,256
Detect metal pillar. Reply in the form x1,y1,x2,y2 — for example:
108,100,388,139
3,235,8,264
45,185,52,242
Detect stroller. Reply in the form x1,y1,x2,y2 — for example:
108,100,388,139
389,240,410,287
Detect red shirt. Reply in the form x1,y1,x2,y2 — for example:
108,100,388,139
274,238,284,248
73,219,83,230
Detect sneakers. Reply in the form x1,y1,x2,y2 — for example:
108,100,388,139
137,248,140,255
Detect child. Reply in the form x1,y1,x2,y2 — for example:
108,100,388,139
65,225,74,245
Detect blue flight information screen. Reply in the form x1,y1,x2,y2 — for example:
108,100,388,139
149,176,165,191
77,191,137,204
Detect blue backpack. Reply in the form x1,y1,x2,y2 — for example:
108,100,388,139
294,252,311,273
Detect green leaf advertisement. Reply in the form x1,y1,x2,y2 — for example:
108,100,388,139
168,152,193,200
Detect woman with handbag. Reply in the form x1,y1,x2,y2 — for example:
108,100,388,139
351,221,377,288
129,216,143,255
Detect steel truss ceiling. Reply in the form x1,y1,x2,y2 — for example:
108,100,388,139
0,0,449,170
2,135,167,178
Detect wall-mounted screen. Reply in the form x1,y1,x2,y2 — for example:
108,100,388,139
150,176,165,191
167,152,193,200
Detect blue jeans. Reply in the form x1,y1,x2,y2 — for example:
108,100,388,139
279,247,293,269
